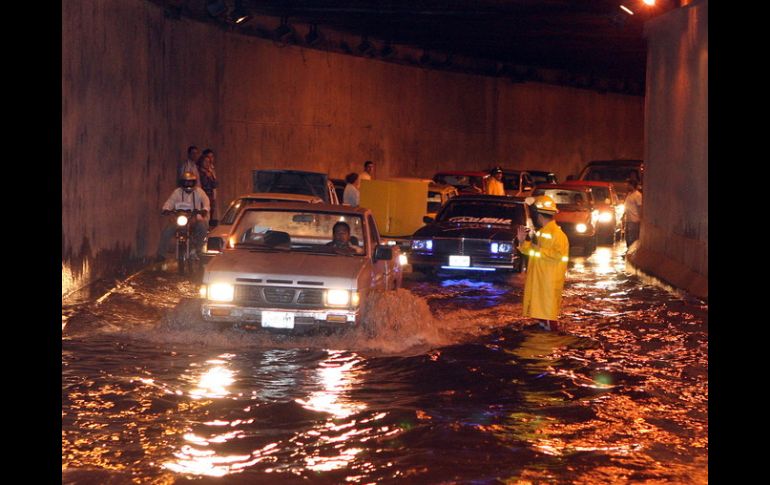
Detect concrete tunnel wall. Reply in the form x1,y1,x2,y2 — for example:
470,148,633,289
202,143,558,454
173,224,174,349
629,0,708,300
62,0,644,296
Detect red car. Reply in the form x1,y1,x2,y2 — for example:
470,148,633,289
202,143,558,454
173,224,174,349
532,184,598,255
561,180,623,244
433,171,488,195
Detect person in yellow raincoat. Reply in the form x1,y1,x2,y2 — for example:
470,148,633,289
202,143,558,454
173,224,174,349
516,195,569,331
486,167,506,196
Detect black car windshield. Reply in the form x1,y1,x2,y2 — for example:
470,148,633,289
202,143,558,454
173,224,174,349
533,189,592,211
232,209,366,255
437,201,526,225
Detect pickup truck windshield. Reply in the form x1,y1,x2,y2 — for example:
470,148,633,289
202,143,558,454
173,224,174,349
232,209,366,255
254,171,330,203
438,201,526,225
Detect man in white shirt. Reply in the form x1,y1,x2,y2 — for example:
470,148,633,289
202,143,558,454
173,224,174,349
359,160,374,181
624,179,643,248
176,145,200,187
343,172,361,207
155,172,210,262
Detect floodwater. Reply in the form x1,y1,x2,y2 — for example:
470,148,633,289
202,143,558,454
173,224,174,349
62,244,708,484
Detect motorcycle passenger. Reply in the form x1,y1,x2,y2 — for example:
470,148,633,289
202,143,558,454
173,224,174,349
326,221,364,255
155,171,210,262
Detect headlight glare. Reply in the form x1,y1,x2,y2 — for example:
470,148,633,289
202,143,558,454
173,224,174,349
598,211,613,223
576,223,587,233
208,283,234,302
176,215,189,226
399,254,408,266
326,289,350,306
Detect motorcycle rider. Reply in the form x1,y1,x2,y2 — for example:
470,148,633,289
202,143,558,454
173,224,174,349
155,171,210,262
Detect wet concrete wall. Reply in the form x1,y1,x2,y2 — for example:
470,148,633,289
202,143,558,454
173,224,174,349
63,0,644,296
629,0,708,299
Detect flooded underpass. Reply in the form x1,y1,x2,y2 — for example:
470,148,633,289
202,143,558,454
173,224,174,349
62,243,708,484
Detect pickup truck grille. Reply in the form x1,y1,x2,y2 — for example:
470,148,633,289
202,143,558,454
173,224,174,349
234,285,325,308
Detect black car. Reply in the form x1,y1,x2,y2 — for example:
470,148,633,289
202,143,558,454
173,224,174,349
410,195,531,275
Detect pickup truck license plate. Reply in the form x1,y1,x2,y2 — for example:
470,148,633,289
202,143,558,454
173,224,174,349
449,255,470,267
261,311,295,329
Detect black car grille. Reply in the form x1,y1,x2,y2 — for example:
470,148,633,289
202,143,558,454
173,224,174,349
234,285,325,308
432,238,493,255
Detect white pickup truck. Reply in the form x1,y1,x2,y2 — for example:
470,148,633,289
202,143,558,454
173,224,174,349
200,202,402,331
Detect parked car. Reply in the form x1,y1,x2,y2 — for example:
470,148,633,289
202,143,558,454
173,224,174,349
426,182,459,219
528,170,559,185
410,194,531,275
577,159,643,199
499,169,535,197
200,202,402,331
203,193,323,257
561,180,623,244
432,171,488,195
531,184,598,255
252,169,340,204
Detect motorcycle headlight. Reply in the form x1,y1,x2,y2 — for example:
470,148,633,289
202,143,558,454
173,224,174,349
490,242,513,253
598,211,613,223
208,283,234,302
575,223,587,233
411,239,433,251
326,289,351,306
176,215,189,226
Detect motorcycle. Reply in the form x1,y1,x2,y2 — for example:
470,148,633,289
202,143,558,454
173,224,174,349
168,209,204,275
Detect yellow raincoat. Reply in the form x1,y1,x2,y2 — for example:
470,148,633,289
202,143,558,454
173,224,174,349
518,220,569,321
486,177,505,196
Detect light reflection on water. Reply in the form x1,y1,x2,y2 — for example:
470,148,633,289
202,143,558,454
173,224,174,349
62,241,707,483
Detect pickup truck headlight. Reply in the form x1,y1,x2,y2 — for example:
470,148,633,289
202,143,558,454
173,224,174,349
490,242,513,253
411,239,433,251
208,283,234,302
575,223,588,233
326,289,357,307
176,215,189,226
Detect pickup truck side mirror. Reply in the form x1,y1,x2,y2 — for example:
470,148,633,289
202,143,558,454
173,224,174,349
423,216,435,224
374,245,393,261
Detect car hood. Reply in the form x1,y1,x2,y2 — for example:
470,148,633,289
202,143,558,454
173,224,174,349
204,249,365,288
555,211,591,224
414,222,517,240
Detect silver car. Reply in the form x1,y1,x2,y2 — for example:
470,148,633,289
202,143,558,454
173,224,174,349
200,202,402,331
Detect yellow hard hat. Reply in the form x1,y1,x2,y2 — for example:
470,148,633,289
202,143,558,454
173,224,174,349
526,195,559,214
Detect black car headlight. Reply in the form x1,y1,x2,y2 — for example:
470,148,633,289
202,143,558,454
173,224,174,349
490,242,513,253
411,239,433,251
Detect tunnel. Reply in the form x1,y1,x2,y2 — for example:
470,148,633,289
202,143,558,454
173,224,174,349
62,1,708,483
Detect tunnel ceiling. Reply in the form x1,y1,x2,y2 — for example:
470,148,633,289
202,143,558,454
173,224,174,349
154,1,681,94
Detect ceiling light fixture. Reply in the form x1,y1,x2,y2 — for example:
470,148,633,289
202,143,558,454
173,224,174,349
231,1,251,24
